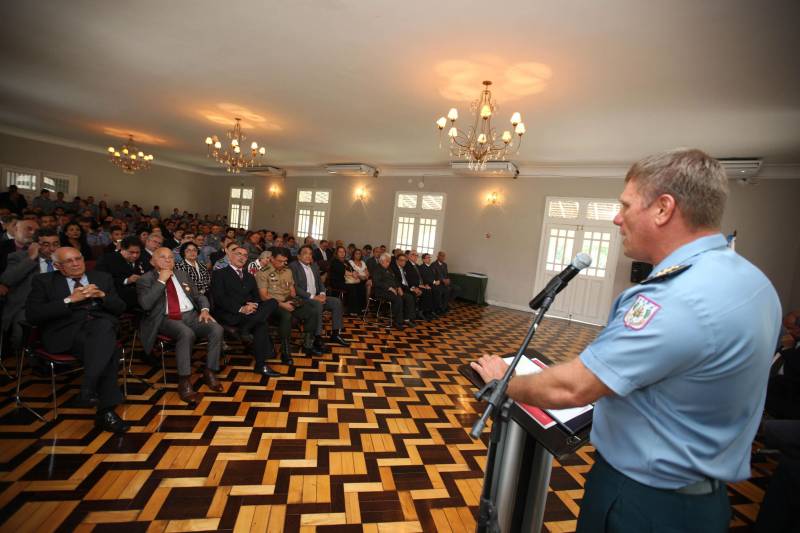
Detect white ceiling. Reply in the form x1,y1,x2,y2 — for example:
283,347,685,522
1,0,799,174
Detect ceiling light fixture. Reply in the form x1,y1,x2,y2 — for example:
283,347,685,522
436,80,525,170
204,117,267,173
107,135,154,174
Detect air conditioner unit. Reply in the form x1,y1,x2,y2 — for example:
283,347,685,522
244,165,286,178
325,163,379,177
719,158,762,179
450,160,519,178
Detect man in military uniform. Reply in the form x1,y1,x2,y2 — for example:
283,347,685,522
256,249,320,364
471,149,781,532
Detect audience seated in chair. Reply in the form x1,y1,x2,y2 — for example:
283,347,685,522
290,245,349,350
136,247,224,404
25,246,129,433
0,228,60,351
420,253,447,315
210,246,280,377
256,249,321,363
372,252,416,329
95,235,145,311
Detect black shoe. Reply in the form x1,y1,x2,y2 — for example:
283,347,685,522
95,410,130,433
329,332,350,346
304,346,324,356
313,337,329,352
255,364,281,377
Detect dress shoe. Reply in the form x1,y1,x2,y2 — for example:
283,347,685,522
304,345,324,356
177,375,200,404
202,368,223,392
404,320,416,328
313,336,329,352
329,330,350,346
255,364,281,377
95,409,130,433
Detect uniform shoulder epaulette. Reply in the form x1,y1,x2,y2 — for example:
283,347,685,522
640,264,691,285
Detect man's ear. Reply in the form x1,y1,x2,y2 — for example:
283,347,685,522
652,193,677,227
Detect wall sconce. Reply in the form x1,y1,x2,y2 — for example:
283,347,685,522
487,191,499,206
269,184,281,197
355,186,367,201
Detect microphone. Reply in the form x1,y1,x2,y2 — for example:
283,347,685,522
529,253,592,310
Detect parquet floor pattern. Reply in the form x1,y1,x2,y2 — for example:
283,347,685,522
0,302,774,532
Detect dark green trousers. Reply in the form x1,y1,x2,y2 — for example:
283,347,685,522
576,453,730,533
275,303,317,347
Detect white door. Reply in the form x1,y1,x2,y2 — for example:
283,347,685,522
534,197,621,325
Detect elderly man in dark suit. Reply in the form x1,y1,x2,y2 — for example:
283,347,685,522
25,246,129,433
373,252,416,329
291,245,348,349
210,245,280,377
137,247,224,404
95,235,145,311
420,253,446,315
0,228,60,350
401,251,435,320
433,251,460,312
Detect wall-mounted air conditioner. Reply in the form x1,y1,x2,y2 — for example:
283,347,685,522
325,163,379,177
719,158,762,179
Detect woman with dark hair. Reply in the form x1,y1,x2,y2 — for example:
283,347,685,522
347,248,368,314
97,200,111,221
175,241,211,294
60,221,93,259
329,246,363,315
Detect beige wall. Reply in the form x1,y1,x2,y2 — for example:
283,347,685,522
263,173,800,313
0,133,232,216
2,132,798,313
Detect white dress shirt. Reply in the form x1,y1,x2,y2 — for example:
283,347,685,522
161,275,195,314
300,262,320,296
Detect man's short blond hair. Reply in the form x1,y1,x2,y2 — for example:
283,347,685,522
625,148,729,229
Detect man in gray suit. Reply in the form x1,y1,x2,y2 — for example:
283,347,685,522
137,247,224,404
0,228,60,350
290,245,349,349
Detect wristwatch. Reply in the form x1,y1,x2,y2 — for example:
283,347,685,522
63,297,72,305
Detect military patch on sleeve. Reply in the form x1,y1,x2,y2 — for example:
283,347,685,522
624,294,661,330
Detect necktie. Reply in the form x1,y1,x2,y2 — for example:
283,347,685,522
72,278,83,288
236,268,243,280
46,259,54,272
165,278,183,320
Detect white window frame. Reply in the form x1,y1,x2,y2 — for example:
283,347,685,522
228,185,255,230
294,188,332,241
389,191,447,256
2,164,79,198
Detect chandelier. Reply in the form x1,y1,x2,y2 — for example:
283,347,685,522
436,80,526,170
204,117,267,173
107,136,154,174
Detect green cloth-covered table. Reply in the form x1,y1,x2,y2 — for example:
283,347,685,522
449,272,488,305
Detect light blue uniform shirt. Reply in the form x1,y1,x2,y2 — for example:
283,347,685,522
580,234,781,489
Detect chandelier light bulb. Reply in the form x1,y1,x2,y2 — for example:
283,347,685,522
448,126,458,138
122,148,129,155
234,145,241,154
436,117,447,130
251,141,258,150
214,141,222,149
501,131,512,143
480,104,492,119
107,146,115,153
205,137,213,145
510,112,521,126
258,147,266,155
477,133,487,144
447,108,458,121
231,139,239,147
515,122,526,135
130,154,137,160
114,152,121,157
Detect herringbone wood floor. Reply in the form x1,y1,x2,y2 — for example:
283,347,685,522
0,302,774,532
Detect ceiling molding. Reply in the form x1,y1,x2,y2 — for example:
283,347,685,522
0,124,227,176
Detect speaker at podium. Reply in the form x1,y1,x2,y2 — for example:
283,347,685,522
460,349,594,533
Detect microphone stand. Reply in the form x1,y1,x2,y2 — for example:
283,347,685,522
471,293,555,533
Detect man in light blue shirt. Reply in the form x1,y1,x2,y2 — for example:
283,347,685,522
472,149,781,532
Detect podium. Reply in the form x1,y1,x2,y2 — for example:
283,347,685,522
460,349,593,533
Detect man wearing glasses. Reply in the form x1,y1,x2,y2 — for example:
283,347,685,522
26,246,129,433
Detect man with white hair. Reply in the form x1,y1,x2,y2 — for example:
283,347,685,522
248,249,272,276
26,246,129,432
372,252,416,329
